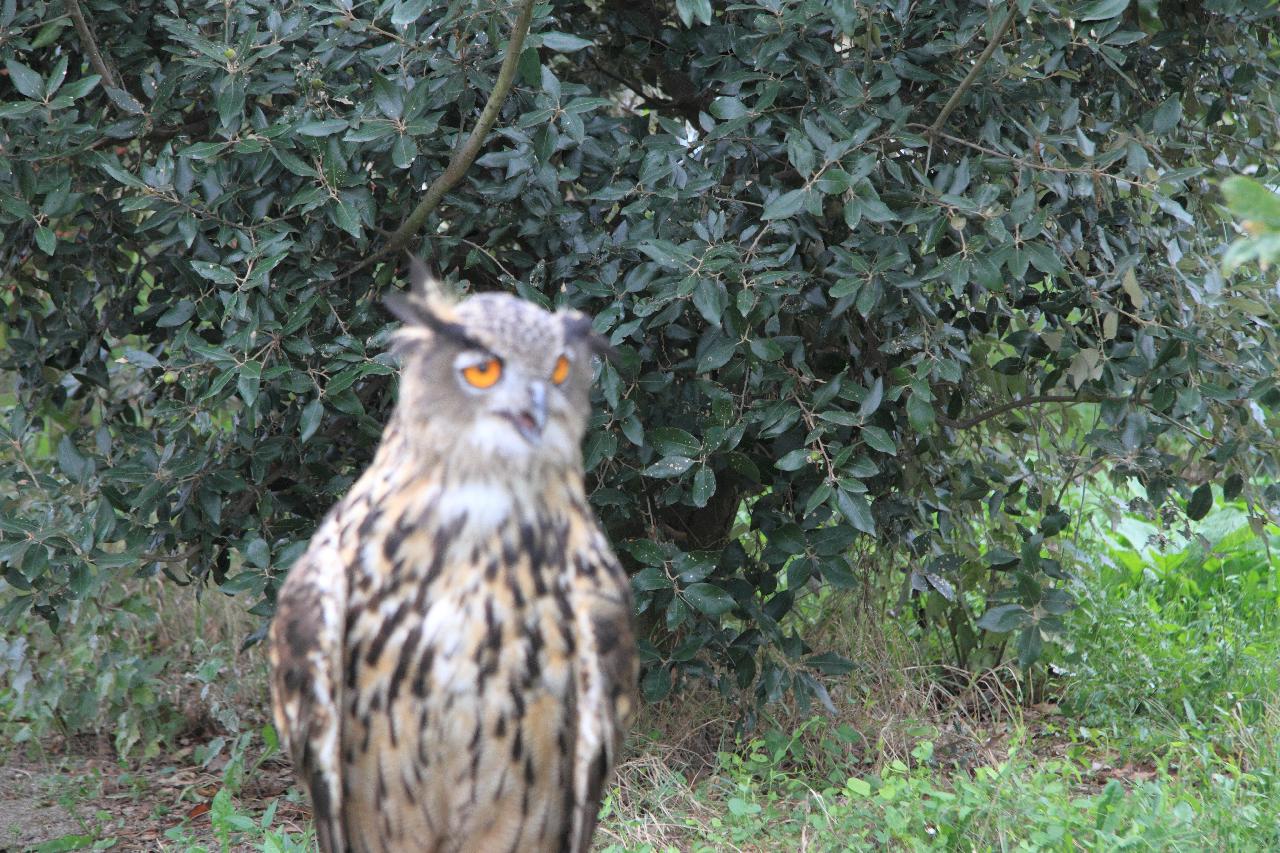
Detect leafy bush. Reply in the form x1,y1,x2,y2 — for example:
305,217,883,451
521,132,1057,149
3,0,1280,716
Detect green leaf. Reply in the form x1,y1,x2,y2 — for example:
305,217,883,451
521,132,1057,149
691,466,716,508
1222,176,1280,229
861,425,896,455
709,96,747,120
683,582,735,616
632,567,671,592
675,0,713,26
650,427,700,457
179,141,228,160
775,448,810,471
238,360,262,407
157,300,196,327
57,436,88,482
540,32,594,51
391,0,431,27
296,118,348,136
5,59,43,100
1186,483,1213,521
299,398,324,443
191,261,238,284
105,86,145,115
835,488,875,535
34,226,55,255
643,456,694,478
1152,96,1182,134
976,604,1033,632
762,188,809,221
906,393,935,432
1076,0,1129,21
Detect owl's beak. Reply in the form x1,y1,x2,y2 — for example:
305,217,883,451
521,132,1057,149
508,381,547,443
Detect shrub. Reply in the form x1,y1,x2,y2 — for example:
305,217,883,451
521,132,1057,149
2,0,1278,716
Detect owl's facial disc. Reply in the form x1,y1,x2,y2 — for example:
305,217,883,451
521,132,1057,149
454,350,550,447
500,380,547,444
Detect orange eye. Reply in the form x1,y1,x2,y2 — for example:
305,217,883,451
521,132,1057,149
551,354,571,385
461,358,503,389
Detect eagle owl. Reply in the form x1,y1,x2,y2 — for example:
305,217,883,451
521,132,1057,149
269,265,638,853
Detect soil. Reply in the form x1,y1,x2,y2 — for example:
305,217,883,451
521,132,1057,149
0,746,305,852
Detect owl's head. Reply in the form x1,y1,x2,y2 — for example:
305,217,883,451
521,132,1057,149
384,265,610,472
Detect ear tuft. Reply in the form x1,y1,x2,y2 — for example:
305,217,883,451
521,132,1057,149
560,310,617,362
385,257,484,353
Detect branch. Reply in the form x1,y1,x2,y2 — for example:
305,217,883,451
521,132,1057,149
927,3,1017,139
66,0,119,90
940,393,1143,431
347,0,537,280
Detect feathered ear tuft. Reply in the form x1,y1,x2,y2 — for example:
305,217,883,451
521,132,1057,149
560,310,618,363
384,257,483,353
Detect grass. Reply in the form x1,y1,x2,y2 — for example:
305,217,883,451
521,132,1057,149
3,498,1278,851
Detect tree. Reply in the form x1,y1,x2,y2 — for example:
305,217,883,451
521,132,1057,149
2,0,1278,725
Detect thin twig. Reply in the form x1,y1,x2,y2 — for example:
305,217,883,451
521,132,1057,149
345,0,537,281
927,3,1017,139
940,393,1142,431
65,0,119,90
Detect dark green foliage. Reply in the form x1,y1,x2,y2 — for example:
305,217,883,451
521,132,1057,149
3,0,1279,716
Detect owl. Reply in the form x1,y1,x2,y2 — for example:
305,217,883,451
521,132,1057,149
268,264,638,853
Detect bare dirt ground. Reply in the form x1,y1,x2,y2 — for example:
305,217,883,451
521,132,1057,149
0,747,305,852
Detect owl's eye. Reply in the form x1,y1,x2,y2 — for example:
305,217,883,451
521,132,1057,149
461,357,503,389
551,354,571,385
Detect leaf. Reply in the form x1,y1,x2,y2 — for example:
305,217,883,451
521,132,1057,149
691,466,716,507
709,96,747,120
976,604,1033,632
540,32,594,52
5,59,43,99
906,393,935,433
238,360,262,407
762,188,809,221
643,456,694,478
1076,0,1129,21
1016,625,1043,669
57,436,88,482
391,0,431,27
836,488,875,535
1152,96,1182,134
858,377,884,418
105,86,145,115
649,426,700,458
191,261,238,284
122,348,162,370
1186,483,1213,521
157,300,196,327
683,582,735,616
675,0,714,26
860,425,897,454
1222,176,1280,229
775,448,810,471
34,226,55,255
299,398,323,443
296,118,348,136
179,141,228,160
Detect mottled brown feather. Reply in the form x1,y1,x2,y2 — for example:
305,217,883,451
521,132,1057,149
269,278,637,853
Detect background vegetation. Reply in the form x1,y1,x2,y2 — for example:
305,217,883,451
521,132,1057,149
2,0,1280,848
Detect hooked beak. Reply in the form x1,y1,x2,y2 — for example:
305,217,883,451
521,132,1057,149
505,382,547,443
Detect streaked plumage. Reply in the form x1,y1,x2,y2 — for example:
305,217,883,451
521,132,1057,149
269,266,637,853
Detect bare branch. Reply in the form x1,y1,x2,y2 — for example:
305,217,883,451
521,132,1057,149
927,3,1017,140
347,0,537,281
66,0,119,90
940,394,1142,431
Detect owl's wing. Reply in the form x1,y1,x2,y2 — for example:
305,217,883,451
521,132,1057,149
568,545,639,853
269,522,349,853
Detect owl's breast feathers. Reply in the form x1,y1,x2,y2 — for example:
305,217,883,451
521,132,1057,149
268,438,637,853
